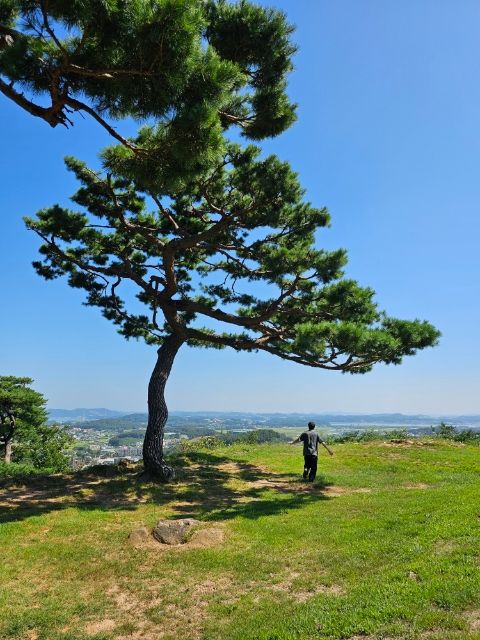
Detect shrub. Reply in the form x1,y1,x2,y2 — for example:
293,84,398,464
0,461,53,482
432,422,480,443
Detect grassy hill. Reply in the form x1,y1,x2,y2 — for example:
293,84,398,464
1,439,480,640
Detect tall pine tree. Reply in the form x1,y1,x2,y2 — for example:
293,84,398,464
25,144,440,480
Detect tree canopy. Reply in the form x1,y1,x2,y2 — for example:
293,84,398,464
0,0,296,187
0,376,46,462
25,145,440,373
0,376,72,469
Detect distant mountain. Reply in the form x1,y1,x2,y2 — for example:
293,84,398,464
48,408,131,423
52,409,480,432
70,413,149,430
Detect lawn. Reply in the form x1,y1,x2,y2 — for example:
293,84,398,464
1,439,479,640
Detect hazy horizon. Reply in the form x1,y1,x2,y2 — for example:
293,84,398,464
48,406,480,417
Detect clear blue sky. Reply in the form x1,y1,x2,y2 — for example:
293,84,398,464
1,0,479,414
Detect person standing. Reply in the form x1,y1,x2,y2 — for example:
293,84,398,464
290,421,333,481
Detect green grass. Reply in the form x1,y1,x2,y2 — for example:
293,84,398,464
1,439,480,640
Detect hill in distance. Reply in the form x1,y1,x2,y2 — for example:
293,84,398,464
49,409,480,431
48,408,132,423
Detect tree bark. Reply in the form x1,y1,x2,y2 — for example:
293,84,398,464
4,439,12,464
143,334,184,480
1,416,14,464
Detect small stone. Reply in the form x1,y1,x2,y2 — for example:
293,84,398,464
118,458,137,473
408,571,419,581
152,518,200,545
128,526,150,545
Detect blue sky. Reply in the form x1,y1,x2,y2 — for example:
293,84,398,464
1,0,479,414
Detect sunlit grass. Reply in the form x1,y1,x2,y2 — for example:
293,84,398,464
1,440,479,639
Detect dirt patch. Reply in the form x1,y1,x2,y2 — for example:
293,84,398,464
128,522,225,551
269,570,345,602
434,539,457,554
418,631,458,640
465,610,480,631
247,477,318,493
84,619,116,635
217,461,246,474
189,526,224,547
145,576,234,640
379,439,438,448
321,486,372,497
402,483,431,490
347,635,396,640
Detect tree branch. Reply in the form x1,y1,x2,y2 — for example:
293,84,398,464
0,77,65,126
64,96,139,152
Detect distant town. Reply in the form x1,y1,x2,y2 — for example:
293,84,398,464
51,409,480,469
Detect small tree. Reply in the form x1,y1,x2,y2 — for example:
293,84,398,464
13,423,73,471
25,143,440,480
0,376,48,463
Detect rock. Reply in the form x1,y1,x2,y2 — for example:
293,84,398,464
128,526,150,546
118,458,137,472
153,518,200,545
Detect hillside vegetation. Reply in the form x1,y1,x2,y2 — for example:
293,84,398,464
1,439,479,640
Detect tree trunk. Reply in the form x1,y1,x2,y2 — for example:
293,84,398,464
4,438,12,464
143,334,184,481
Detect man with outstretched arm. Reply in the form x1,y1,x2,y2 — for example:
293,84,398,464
290,421,333,482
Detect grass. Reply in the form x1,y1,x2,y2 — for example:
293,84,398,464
1,439,480,639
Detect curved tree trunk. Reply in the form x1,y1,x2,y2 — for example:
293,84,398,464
143,334,184,481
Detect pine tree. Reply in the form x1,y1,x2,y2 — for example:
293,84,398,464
0,376,48,463
25,143,440,480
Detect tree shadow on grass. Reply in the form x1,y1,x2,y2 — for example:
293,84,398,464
0,450,331,525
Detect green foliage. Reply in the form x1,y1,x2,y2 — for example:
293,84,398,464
14,423,73,471
179,435,223,453
205,0,297,138
0,376,71,470
26,138,440,373
433,422,480,443
328,428,410,444
108,430,144,446
223,428,289,445
0,375,47,459
180,429,291,453
0,460,46,481
1,0,296,187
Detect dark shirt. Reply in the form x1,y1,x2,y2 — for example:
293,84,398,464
299,430,323,457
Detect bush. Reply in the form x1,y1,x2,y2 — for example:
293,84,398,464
327,428,410,444
179,436,224,453
328,429,380,444
0,461,53,481
432,422,480,443
221,429,289,445
14,424,74,471
178,429,289,453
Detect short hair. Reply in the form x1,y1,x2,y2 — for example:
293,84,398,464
308,421,315,430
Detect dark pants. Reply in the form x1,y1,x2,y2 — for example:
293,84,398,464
303,454,318,481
